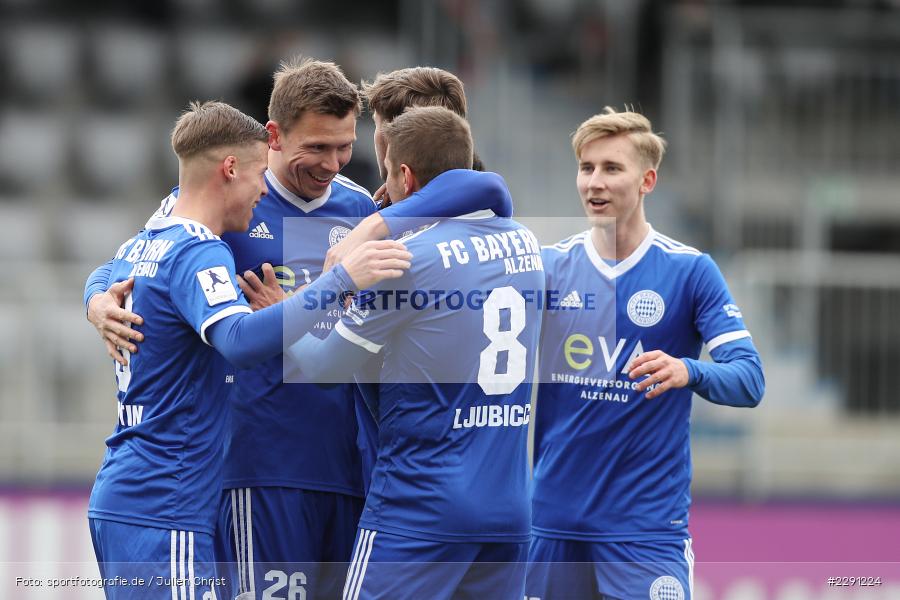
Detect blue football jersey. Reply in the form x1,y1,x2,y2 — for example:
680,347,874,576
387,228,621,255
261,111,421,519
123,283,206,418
221,171,376,494
335,211,546,543
532,225,752,542
147,171,376,496
88,216,252,535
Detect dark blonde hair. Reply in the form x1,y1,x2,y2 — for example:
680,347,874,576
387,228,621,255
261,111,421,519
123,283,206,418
382,106,473,187
363,67,467,122
171,101,268,159
268,57,361,132
572,107,667,169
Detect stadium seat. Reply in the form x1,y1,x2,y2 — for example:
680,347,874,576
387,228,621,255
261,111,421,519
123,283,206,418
56,200,144,264
174,29,255,99
2,23,81,103
74,112,157,195
87,25,167,106
0,201,51,263
0,108,69,193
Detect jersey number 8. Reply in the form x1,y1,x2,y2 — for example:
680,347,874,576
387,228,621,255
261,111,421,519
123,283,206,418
478,286,527,395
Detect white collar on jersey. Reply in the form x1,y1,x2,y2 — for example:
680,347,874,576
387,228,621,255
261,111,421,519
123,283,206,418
452,209,497,220
265,169,332,213
583,223,656,280
145,214,211,232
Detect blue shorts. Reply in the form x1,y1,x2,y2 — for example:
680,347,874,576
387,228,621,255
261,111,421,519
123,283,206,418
342,528,527,600
89,518,220,600
525,535,694,600
215,487,364,600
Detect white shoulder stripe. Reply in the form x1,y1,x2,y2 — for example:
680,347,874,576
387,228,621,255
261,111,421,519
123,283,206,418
334,175,373,198
652,241,701,256
707,330,751,352
654,233,700,254
335,321,383,354
182,223,220,242
399,221,440,242
543,232,588,252
654,232,685,247
542,243,577,253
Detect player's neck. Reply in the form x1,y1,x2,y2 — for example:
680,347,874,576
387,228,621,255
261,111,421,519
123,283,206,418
591,217,650,261
268,152,302,198
170,185,225,235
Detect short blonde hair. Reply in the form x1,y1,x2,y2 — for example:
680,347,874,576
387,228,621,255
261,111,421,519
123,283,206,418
363,67,467,122
572,107,667,169
268,56,361,132
383,106,473,188
171,101,268,159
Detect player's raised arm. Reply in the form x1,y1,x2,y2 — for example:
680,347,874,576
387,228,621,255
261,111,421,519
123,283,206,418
207,241,410,369
626,340,764,405
684,337,764,407
323,169,511,272
628,253,765,405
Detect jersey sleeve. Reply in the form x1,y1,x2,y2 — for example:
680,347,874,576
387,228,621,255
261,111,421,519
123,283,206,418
380,170,513,236
691,253,751,352
168,239,252,345
333,270,417,354
83,259,114,308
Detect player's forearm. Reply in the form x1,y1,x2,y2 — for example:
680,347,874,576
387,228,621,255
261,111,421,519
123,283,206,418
285,329,372,383
208,266,355,368
345,214,390,248
683,339,765,408
83,260,114,310
379,170,512,236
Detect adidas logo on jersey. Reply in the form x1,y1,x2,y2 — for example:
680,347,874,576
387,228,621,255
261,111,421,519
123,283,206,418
249,222,275,240
560,290,584,309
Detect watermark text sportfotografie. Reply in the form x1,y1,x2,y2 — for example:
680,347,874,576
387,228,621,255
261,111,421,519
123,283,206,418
16,575,225,589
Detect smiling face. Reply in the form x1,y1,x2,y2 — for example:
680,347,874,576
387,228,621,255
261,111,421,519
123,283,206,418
222,141,269,233
576,133,656,233
269,111,356,199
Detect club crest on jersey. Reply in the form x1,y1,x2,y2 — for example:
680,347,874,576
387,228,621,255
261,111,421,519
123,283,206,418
627,290,665,327
329,226,351,247
649,575,684,600
197,266,238,306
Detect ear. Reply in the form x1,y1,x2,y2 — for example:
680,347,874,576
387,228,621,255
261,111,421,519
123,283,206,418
639,168,657,195
222,155,238,182
401,164,419,196
266,121,281,151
